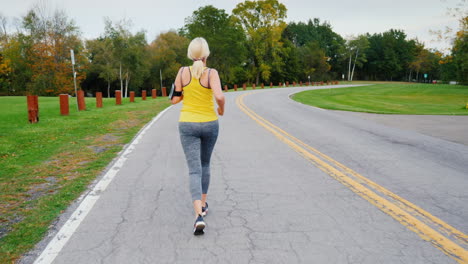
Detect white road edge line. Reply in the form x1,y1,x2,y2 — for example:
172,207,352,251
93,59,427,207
33,105,173,264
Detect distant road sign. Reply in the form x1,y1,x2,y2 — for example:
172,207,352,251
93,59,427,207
424,73,428,78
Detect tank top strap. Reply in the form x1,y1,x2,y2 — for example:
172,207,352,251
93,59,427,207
207,68,212,89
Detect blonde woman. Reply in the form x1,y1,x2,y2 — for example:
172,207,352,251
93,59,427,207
171,37,225,235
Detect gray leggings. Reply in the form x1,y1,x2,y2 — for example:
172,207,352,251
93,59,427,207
179,120,219,201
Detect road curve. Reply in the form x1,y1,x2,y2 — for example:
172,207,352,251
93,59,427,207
27,85,468,264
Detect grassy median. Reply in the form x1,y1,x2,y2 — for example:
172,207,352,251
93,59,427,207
292,83,468,115
0,95,171,263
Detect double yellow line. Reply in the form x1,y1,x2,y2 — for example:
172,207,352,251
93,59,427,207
236,92,468,263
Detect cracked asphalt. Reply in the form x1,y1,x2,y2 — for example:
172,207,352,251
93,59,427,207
27,86,468,264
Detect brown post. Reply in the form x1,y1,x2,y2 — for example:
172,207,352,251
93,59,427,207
279,82,282,87
293,81,296,86
115,90,122,105
270,82,273,88
321,81,324,85
224,85,228,92
142,90,147,100
152,89,156,99
261,83,264,89
130,91,135,102
161,87,167,97
286,81,289,87
27,95,39,123
243,84,246,90
96,92,103,108
300,81,302,86
252,84,256,90
77,90,86,111
234,84,238,91
59,94,69,116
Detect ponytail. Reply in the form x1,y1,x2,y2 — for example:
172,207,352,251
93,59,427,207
191,60,205,79
187,37,210,79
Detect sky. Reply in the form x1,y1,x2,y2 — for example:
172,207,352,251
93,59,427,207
0,0,465,52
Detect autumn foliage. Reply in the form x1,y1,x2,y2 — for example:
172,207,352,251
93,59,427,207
1,8,86,96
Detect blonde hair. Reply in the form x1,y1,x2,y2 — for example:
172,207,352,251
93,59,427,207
187,37,210,79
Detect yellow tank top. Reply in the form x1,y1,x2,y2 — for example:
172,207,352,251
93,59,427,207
179,67,218,123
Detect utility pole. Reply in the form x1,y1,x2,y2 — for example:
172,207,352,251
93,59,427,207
71,49,78,111
160,69,163,91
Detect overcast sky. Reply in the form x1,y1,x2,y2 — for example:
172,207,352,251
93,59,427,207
0,0,464,52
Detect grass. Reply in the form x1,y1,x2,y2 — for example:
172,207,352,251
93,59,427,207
292,83,468,115
0,95,171,263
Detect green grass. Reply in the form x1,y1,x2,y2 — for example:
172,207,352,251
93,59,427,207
0,95,171,263
292,83,468,115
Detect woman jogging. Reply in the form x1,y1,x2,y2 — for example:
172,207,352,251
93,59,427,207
171,37,225,235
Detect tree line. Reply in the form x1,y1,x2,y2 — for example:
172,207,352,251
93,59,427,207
0,0,466,97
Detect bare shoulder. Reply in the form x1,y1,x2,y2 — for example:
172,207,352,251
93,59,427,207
209,68,219,76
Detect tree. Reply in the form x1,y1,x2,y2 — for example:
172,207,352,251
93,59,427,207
452,16,468,84
232,0,287,84
104,19,149,97
299,42,331,81
147,31,190,93
271,38,300,83
346,35,369,81
181,5,247,86
363,29,416,81
86,37,117,97
0,53,12,95
284,19,346,78
17,7,86,95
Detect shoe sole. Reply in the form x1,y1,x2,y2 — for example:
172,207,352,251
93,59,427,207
193,221,205,236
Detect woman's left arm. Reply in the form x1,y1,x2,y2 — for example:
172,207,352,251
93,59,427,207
171,67,184,105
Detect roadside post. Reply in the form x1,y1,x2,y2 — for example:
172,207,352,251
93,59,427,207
77,90,86,111
59,94,69,115
115,90,122,105
27,95,39,123
96,92,103,108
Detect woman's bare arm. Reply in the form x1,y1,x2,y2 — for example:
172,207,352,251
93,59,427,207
171,67,184,105
209,69,225,116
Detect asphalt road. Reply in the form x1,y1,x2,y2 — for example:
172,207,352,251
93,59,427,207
27,85,468,264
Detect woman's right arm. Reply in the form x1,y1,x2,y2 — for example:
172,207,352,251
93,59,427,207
171,67,184,105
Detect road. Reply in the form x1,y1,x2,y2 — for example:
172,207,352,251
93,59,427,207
27,85,468,264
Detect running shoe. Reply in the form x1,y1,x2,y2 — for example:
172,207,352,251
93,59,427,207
201,202,209,217
193,214,205,235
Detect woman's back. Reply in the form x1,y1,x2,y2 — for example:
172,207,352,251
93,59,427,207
179,66,217,123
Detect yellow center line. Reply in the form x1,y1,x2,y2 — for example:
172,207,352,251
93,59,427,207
236,92,468,263
240,92,468,246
